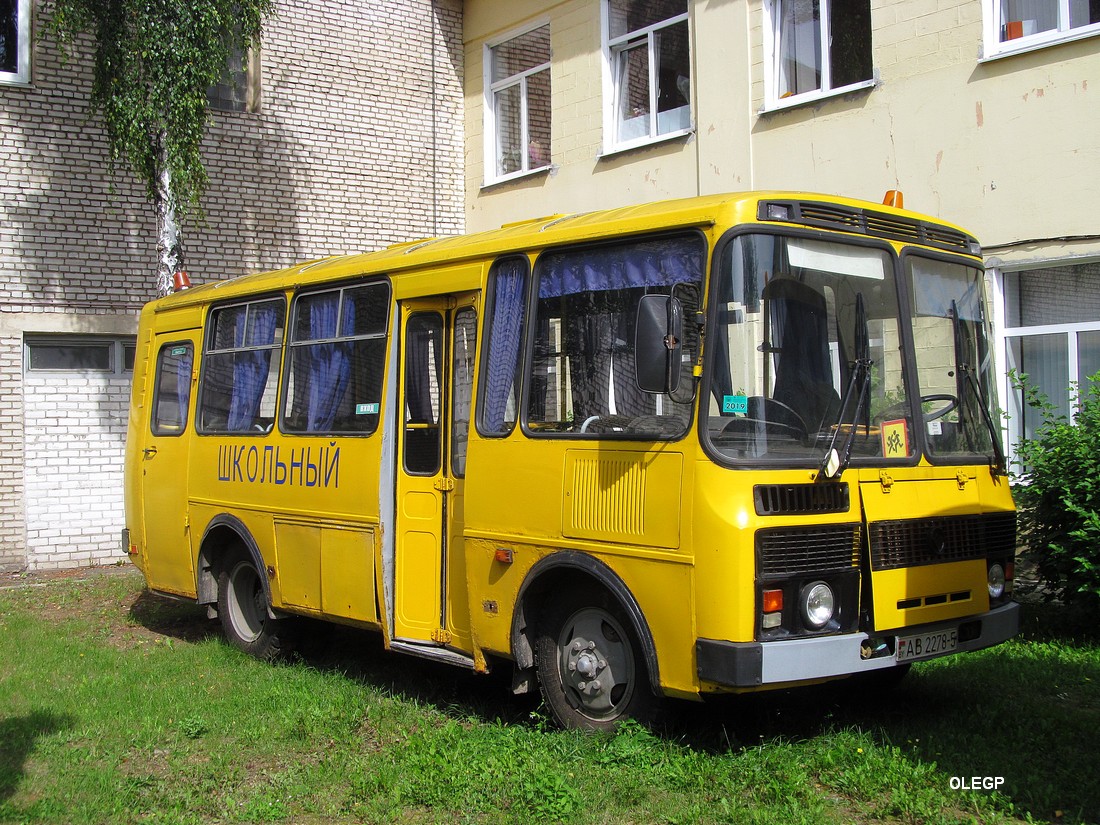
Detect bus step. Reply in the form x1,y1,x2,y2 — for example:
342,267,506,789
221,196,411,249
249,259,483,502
390,640,476,669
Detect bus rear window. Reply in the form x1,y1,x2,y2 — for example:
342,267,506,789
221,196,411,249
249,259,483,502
151,343,193,435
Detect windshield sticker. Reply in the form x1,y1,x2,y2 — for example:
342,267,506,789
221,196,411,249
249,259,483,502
722,395,748,415
927,420,943,436
356,403,380,415
881,419,909,458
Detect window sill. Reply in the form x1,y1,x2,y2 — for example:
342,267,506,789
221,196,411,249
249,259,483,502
0,74,31,87
598,127,694,160
481,164,553,191
759,78,877,115
980,25,1100,62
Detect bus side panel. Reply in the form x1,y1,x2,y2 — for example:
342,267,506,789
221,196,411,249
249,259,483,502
463,437,700,697
186,433,385,623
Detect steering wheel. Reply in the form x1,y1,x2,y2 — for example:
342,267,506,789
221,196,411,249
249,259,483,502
879,394,959,423
762,398,809,434
918,394,959,421
579,415,601,433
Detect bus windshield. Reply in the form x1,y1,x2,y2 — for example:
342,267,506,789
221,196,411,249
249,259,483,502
705,233,909,464
907,255,998,462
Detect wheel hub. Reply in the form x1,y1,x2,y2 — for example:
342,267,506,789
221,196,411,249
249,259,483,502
557,608,634,718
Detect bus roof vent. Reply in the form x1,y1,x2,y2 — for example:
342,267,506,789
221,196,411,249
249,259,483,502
758,200,978,255
754,483,849,516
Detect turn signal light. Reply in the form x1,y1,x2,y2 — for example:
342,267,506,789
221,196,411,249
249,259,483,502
762,589,784,613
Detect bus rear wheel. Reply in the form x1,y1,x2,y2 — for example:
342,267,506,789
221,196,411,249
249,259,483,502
534,590,653,731
217,553,287,661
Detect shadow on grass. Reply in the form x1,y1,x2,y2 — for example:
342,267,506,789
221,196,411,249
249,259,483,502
126,589,1099,823
128,589,218,645
0,711,74,803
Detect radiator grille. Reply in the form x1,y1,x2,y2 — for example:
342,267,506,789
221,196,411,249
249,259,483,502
754,483,849,515
868,512,1016,571
757,524,861,578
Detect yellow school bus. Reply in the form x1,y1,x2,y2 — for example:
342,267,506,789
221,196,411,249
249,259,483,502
124,191,1018,729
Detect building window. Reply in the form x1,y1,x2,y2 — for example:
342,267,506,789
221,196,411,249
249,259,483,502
603,0,691,151
1001,261,1100,461
208,42,260,112
485,23,551,182
764,0,874,110
25,337,135,374
985,0,1100,58
1,0,31,85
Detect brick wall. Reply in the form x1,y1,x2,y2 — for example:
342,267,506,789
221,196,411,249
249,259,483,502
0,337,25,572
23,369,131,570
0,0,465,570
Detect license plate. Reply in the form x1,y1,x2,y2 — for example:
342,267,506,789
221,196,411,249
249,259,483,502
897,628,958,662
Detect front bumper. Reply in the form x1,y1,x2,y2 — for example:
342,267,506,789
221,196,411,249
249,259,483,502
696,601,1020,688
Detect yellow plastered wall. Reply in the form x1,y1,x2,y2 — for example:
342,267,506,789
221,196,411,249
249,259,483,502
466,0,1100,261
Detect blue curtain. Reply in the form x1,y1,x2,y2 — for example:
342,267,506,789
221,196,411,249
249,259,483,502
305,294,352,431
227,304,279,431
482,260,527,433
538,239,703,298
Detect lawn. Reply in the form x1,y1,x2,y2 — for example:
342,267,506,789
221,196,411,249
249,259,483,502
0,566,1096,824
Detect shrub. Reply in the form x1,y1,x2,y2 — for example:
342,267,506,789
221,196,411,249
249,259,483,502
1012,372,1100,611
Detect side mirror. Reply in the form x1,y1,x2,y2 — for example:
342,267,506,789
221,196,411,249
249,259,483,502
635,294,683,395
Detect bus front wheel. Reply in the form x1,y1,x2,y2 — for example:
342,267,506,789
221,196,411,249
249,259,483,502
534,590,653,731
217,553,287,661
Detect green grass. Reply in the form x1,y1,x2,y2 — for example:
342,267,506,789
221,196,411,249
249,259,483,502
0,569,1097,824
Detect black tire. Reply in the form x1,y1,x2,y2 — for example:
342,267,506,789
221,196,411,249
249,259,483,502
216,551,288,661
534,587,655,731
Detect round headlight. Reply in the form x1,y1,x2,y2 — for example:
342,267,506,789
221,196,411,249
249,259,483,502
988,563,1006,600
801,581,835,629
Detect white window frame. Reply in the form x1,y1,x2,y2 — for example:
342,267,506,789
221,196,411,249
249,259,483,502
482,20,552,186
762,0,876,113
601,1,692,155
1,0,31,86
992,259,1100,467
982,0,1100,61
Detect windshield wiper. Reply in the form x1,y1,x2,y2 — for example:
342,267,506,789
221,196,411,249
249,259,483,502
951,300,1007,475
818,293,872,481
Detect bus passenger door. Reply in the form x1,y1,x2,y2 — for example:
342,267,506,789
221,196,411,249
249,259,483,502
141,332,200,596
393,294,478,647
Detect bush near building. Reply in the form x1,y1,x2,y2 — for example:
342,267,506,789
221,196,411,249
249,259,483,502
1012,372,1100,613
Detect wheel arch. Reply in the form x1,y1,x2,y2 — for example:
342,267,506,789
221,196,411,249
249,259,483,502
196,514,270,608
511,550,661,694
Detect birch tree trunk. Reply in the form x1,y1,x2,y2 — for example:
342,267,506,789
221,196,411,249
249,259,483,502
154,137,183,297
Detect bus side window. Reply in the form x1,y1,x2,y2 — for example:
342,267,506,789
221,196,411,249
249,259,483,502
151,343,194,435
283,282,389,435
478,257,528,437
199,298,286,433
527,234,705,437
404,313,444,475
451,307,477,476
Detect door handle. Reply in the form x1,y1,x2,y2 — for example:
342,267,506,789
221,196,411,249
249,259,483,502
143,446,158,458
